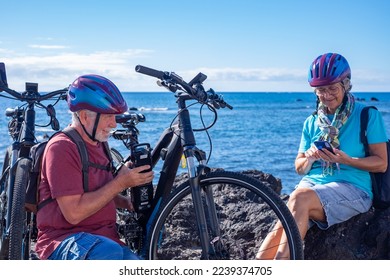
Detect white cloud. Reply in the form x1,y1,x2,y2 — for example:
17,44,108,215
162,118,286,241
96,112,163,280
29,45,70,49
1,49,154,91
1,49,388,92
171,67,307,92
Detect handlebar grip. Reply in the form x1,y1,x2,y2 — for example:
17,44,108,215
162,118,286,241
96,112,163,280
135,65,167,80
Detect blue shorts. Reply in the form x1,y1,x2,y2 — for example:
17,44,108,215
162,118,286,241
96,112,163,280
296,179,372,229
48,232,140,260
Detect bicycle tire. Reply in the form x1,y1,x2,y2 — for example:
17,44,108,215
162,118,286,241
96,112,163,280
9,158,31,260
0,147,11,259
110,147,124,167
146,170,303,260
110,148,129,200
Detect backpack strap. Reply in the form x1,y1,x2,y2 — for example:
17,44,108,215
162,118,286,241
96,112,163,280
360,106,380,201
62,126,89,192
53,126,113,190
102,141,114,172
37,127,89,211
360,106,378,157
37,127,113,211
87,143,113,172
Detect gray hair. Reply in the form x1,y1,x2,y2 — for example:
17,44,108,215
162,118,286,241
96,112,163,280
341,77,352,92
71,110,97,125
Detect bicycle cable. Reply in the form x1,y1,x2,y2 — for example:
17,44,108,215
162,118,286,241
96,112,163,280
168,100,217,164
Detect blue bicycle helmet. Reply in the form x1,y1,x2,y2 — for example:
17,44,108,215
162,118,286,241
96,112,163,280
67,74,128,114
308,53,351,87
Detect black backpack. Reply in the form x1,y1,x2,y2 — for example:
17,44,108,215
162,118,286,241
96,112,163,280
360,106,390,209
25,126,112,213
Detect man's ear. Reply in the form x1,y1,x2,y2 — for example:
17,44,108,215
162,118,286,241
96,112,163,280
77,110,88,123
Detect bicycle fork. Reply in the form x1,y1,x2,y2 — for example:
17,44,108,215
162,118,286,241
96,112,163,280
184,147,222,259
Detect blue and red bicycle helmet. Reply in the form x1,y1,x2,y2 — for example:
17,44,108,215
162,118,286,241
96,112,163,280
67,74,128,114
308,53,351,87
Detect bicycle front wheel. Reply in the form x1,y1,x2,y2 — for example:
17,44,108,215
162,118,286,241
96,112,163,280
9,158,31,260
0,146,12,259
146,170,303,260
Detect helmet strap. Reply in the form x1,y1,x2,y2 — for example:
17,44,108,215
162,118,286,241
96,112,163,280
75,112,100,143
91,113,101,141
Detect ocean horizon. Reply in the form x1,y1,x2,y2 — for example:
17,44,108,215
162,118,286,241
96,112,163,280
1,91,389,194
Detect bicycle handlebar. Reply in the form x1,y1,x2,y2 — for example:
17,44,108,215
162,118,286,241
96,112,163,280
0,82,68,103
134,65,169,80
135,65,233,110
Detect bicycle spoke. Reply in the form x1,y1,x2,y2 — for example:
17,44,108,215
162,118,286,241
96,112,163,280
147,171,303,260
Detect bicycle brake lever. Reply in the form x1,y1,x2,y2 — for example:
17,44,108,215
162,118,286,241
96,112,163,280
51,117,60,131
212,100,220,109
46,104,56,117
157,80,178,93
46,104,60,130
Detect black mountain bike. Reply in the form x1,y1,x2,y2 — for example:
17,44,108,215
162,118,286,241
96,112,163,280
111,65,304,260
0,62,68,259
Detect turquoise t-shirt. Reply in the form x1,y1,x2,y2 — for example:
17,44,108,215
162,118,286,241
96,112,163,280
298,102,388,197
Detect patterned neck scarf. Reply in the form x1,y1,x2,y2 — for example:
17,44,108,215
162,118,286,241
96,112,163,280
316,92,355,175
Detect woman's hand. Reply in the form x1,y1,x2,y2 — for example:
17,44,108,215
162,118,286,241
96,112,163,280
315,146,350,165
304,146,320,164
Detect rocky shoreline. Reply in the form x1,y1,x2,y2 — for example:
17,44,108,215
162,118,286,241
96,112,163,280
173,169,390,260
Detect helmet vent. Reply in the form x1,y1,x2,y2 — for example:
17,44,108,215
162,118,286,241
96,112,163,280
84,83,96,91
323,64,328,78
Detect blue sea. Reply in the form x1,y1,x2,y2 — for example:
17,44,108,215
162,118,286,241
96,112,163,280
1,91,389,195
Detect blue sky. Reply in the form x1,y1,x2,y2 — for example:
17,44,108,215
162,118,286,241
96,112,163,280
1,0,389,92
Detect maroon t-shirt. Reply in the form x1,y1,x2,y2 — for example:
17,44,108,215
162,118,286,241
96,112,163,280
35,133,122,259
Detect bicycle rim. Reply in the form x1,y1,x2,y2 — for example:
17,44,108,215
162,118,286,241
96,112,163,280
147,170,303,260
110,148,124,167
9,158,30,260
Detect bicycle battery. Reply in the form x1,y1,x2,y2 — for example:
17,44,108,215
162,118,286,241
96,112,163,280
130,143,153,213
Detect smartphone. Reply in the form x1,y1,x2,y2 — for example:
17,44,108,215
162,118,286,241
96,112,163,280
314,140,335,154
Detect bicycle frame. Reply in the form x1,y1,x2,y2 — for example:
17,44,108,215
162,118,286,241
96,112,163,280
0,62,67,259
114,95,222,259
153,93,221,258
0,90,38,259
115,66,233,259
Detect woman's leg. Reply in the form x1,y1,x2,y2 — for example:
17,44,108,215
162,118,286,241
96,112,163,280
256,187,324,260
255,220,284,259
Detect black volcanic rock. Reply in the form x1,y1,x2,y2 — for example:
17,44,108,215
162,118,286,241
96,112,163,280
304,207,390,259
172,169,390,260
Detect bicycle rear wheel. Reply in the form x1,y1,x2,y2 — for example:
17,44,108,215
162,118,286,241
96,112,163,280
146,170,303,260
